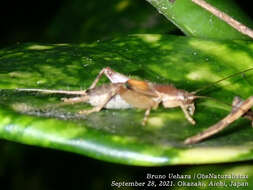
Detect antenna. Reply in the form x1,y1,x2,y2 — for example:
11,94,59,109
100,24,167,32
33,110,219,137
193,95,231,107
16,88,86,95
192,67,253,95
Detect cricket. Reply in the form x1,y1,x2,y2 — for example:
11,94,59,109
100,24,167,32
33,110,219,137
17,67,253,126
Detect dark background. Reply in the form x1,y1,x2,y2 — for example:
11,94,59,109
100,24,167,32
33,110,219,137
0,0,176,47
0,0,252,48
0,0,253,189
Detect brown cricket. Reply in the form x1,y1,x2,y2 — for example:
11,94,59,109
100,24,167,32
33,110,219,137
17,67,253,126
184,96,253,144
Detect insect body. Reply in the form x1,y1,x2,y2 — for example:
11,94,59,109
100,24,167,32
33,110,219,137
60,67,198,125
18,67,198,125
16,67,253,126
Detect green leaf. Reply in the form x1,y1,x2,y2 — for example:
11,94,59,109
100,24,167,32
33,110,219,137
1,34,253,166
45,0,178,43
146,0,253,40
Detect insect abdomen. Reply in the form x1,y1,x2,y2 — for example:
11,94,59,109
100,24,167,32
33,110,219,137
86,84,132,109
88,94,132,109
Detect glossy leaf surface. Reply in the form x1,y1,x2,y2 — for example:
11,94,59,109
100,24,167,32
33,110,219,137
146,0,253,40
1,35,253,166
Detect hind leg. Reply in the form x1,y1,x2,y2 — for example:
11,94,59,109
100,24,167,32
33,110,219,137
79,85,120,115
88,67,129,90
88,68,109,90
79,106,105,115
62,96,89,104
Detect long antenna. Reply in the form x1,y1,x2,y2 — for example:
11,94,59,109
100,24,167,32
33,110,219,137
16,88,86,95
194,95,231,107
192,67,253,95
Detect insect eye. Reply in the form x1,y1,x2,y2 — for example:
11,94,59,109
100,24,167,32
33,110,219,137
125,82,131,89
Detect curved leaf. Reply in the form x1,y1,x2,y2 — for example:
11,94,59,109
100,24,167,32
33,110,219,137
1,34,253,166
146,0,253,40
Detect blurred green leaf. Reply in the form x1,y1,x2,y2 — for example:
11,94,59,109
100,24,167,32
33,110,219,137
45,0,178,43
146,0,253,40
1,34,253,166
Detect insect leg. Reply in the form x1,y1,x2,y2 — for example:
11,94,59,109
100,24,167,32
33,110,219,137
142,108,151,126
88,67,129,90
180,104,196,125
153,95,163,110
61,96,89,104
88,68,110,89
79,85,120,115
